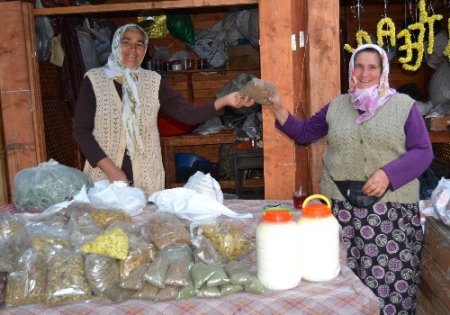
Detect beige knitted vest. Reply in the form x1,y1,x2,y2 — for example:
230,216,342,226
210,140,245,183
83,68,164,196
320,93,419,203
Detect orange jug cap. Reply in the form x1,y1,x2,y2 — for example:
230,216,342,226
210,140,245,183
262,210,293,222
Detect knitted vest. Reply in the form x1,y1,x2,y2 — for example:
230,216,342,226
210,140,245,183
84,68,164,196
320,93,419,203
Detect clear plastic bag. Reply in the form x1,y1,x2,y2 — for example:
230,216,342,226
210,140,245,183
0,213,30,273
224,260,253,285
192,235,222,265
200,222,249,261
84,254,120,297
244,275,265,294
13,159,91,211
0,272,6,306
131,283,160,300
46,252,92,305
178,282,197,299
206,263,230,287
26,222,71,256
119,245,153,280
190,262,216,289
80,226,129,260
119,265,147,290
220,283,243,296
239,78,276,105
431,177,450,225
89,208,132,229
154,285,179,301
67,205,103,250
145,212,191,250
5,249,47,307
164,259,190,287
196,285,221,298
143,256,170,288
158,243,194,266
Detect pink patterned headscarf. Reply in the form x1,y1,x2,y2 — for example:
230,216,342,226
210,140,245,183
348,44,396,124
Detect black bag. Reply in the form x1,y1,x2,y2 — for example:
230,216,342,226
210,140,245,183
333,180,384,208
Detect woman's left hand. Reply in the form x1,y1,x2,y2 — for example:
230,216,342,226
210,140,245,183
214,92,255,110
363,169,390,197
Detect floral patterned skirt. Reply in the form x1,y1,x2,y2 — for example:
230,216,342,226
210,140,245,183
332,200,423,315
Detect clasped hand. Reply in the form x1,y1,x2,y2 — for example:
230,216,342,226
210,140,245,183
215,92,255,110
363,169,389,197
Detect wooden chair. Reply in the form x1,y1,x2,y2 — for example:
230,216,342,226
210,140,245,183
232,147,264,198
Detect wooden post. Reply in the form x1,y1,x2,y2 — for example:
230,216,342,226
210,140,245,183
0,1,46,199
306,0,340,193
259,0,308,199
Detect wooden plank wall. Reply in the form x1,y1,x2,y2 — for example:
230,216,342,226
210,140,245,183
0,1,46,201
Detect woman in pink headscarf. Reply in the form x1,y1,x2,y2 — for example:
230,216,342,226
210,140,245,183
267,44,433,315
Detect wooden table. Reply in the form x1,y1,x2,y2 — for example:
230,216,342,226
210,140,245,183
0,200,380,314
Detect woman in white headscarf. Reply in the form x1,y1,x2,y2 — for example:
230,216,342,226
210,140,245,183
266,44,433,314
73,24,254,195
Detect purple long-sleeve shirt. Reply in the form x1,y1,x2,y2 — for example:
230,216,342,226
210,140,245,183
276,102,433,191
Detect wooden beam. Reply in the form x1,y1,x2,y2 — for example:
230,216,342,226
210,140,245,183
260,0,306,199
306,0,340,194
33,0,258,16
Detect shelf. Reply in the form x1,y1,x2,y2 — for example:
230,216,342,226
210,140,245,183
159,68,226,76
168,178,263,189
429,131,450,143
33,0,258,16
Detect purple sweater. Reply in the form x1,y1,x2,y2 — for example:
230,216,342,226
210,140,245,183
276,102,433,191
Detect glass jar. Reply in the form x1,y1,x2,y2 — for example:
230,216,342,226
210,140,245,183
197,59,208,70
172,60,182,71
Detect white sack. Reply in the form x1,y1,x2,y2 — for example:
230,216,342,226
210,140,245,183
87,180,147,216
183,171,224,203
148,187,252,222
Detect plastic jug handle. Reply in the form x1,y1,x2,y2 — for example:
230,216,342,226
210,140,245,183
302,194,331,209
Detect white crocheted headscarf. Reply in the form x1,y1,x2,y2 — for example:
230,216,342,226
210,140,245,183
104,24,149,157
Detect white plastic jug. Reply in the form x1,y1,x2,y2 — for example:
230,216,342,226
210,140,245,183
297,194,340,282
256,207,302,290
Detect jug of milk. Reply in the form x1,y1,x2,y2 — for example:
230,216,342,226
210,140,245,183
256,207,302,290
297,194,340,282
